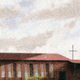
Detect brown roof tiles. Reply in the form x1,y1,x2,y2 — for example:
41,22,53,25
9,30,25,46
0,53,70,61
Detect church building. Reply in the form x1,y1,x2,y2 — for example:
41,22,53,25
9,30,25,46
0,53,80,80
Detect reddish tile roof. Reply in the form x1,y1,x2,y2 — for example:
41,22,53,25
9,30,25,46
0,53,80,63
0,53,70,61
25,54,70,61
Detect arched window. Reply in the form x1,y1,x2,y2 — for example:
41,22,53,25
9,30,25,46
18,63,21,78
24,63,28,78
13,63,16,78
2,64,5,78
51,64,54,78
41,64,44,76
35,64,39,76
8,64,12,78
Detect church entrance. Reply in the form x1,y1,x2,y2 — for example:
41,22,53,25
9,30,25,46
59,71,66,80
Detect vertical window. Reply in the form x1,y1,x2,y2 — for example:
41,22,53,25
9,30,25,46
41,64,44,76
8,64,12,78
24,64,28,78
2,64,5,78
46,63,49,77
13,63,16,78
35,64,38,76
51,64,54,78
30,63,33,77
18,63,21,78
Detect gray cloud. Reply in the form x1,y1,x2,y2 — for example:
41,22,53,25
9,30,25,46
0,6,21,19
65,20,80,39
19,0,80,23
0,31,53,51
65,19,77,29
52,0,80,19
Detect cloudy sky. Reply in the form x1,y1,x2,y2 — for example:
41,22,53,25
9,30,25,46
0,0,80,59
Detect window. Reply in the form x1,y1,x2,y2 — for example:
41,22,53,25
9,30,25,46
46,63,49,77
2,64,5,78
8,64,12,78
13,63,16,78
35,64,39,76
24,64,28,78
18,63,21,78
51,64,54,78
30,63,33,77
41,64,44,76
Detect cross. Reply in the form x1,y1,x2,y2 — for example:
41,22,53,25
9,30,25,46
69,45,77,60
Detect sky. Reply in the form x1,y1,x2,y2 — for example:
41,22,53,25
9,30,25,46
0,0,80,59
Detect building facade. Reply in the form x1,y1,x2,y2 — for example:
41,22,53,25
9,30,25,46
0,53,79,80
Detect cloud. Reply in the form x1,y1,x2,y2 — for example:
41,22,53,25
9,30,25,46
0,0,80,59
0,5,22,19
0,19,57,39
32,27,66,53
33,0,70,11
32,26,80,59
52,0,80,19
64,20,80,39
0,31,53,52
0,0,22,6
19,0,80,24
0,20,8,28
0,18,80,59
65,19,77,29
34,0,53,11
0,18,74,39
